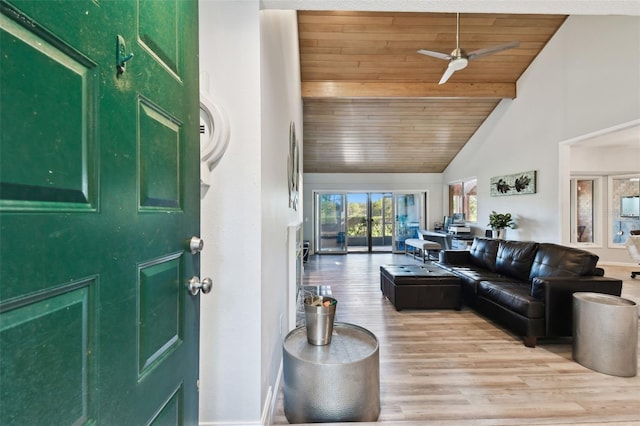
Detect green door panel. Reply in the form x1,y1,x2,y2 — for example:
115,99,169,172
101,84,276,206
0,6,98,209
0,1,201,424
1,280,96,425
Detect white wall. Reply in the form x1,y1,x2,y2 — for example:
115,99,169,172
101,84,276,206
199,2,301,424
442,15,640,255
302,173,444,250
571,144,640,175
199,1,262,424
259,8,303,424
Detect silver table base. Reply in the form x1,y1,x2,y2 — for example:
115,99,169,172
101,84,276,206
283,322,380,423
573,292,638,377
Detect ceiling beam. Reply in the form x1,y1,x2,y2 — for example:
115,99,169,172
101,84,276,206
302,81,516,99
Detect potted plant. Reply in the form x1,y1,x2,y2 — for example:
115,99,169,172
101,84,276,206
488,211,515,239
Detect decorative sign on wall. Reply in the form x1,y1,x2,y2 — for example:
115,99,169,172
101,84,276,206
490,170,536,196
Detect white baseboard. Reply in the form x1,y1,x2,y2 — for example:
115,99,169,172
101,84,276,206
261,361,283,426
261,386,273,425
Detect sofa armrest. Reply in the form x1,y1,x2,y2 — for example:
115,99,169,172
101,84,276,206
531,276,623,336
438,249,472,265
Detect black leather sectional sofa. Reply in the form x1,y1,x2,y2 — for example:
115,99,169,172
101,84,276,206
437,237,623,347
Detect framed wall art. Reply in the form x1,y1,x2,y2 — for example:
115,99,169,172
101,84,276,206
288,121,300,210
490,170,536,196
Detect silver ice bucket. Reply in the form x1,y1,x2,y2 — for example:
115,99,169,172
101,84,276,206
304,296,337,345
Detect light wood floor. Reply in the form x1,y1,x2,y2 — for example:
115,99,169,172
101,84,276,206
272,253,640,425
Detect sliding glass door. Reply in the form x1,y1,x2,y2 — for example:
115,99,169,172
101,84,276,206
315,192,394,253
394,192,423,252
346,193,393,252
346,193,368,252
316,193,347,253
372,193,394,252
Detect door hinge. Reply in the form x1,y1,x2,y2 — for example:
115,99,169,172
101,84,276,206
196,378,200,392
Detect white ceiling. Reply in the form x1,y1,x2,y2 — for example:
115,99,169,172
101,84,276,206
261,0,640,16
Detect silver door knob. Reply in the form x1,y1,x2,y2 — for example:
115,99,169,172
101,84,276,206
188,276,213,296
190,236,204,254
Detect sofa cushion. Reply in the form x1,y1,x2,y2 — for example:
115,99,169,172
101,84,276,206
447,266,508,287
529,243,599,281
496,241,539,282
468,238,500,272
478,281,545,319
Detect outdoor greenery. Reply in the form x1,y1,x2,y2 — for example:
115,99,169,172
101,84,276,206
319,196,393,237
467,195,478,222
347,199,392,237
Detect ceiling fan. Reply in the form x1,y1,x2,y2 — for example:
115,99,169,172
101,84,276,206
417,13,520,84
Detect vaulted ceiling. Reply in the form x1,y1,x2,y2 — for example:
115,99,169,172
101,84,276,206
299,11,567,173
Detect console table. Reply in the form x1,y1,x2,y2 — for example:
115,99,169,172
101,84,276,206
282,323,380,423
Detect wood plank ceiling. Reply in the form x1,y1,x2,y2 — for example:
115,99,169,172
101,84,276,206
299,11,567,173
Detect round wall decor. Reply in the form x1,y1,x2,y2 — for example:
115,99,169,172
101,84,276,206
200,94,230,171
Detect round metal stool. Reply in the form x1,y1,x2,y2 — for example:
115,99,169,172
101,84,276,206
283,322,380,423
573,292,638,377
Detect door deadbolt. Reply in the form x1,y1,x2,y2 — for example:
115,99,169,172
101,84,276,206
190,236,204,254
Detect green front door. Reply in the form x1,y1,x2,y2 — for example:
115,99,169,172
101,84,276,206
0,0,201,424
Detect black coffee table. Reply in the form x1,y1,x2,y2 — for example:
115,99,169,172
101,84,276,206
380,263,462,311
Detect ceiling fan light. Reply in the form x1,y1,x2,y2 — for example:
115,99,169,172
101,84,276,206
450,57,468,71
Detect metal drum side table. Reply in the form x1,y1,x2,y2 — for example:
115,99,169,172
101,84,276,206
573,292,638,377
282,322,380,423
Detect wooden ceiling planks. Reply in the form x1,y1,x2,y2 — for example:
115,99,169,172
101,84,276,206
298,11,567,173
303,98,500,173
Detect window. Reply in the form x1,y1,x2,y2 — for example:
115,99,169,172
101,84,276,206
570,175,640,247
570,177,600,244
449,182,462,216
609,175,640,246
449,178,477,222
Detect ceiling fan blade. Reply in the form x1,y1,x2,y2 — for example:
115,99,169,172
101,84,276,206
438,63,457,85
417,49,452,61
467,41,520,60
